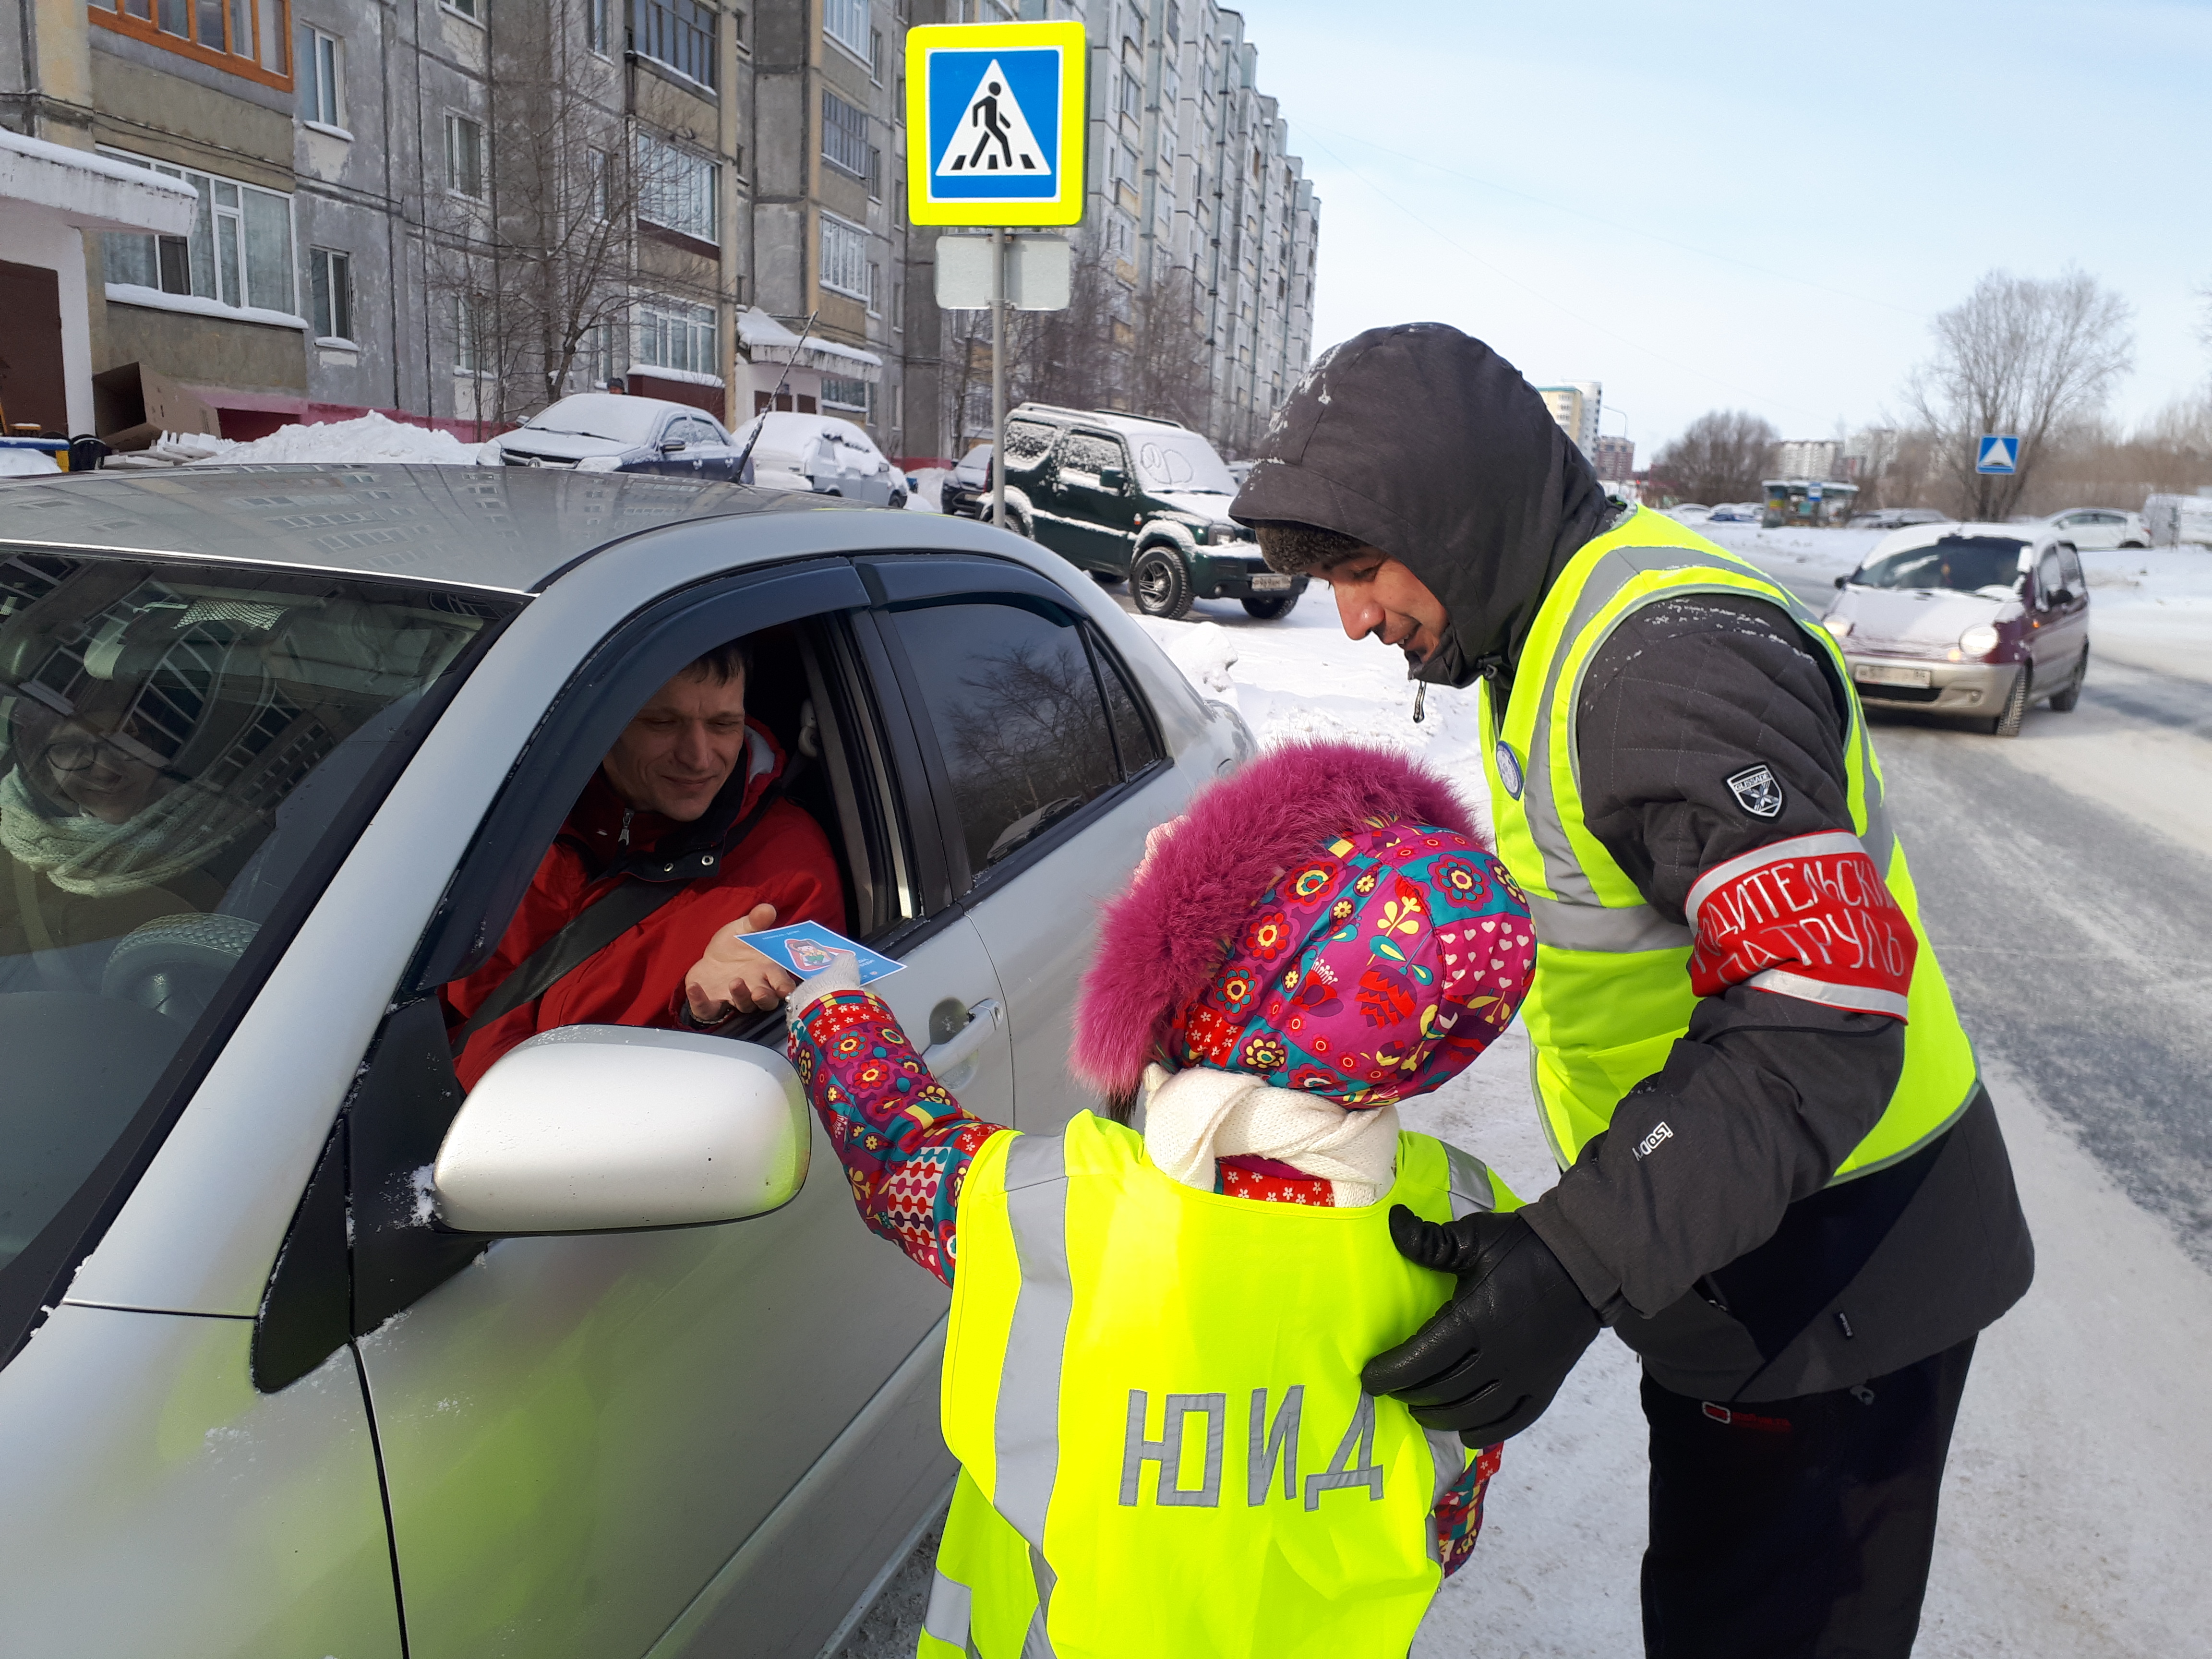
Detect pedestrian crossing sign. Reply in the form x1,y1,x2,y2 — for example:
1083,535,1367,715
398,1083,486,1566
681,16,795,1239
1976,434,2020,475
907,21,1087,227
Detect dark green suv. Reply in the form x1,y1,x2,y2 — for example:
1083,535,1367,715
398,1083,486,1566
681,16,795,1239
991,403,1309,620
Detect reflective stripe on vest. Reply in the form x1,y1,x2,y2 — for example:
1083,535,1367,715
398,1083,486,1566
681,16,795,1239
933,1116,1517,1659
1479,506,1979,1181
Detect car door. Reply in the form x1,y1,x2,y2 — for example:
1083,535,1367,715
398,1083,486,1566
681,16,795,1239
1060,430,1142,575
2029,543,2073,687
350,563,1009,1659
861,555,1207,1130
2048,539,2091,676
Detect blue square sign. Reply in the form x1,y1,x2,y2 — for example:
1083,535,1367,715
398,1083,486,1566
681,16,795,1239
1976,435,2020,475
908,21,1087,227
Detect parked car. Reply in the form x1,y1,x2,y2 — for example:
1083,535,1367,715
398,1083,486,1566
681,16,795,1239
987,404,1308,620
474,392,749,481
732,411,907,508
1847,508,1948,531
1664,503,1711,522
940,442,995,519
1822,520,2090,736
0,465,1253,1656
2042,507,2150,550
1706,501,1765,523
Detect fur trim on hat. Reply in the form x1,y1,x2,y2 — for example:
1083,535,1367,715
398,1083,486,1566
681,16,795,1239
1070,740,1479,1098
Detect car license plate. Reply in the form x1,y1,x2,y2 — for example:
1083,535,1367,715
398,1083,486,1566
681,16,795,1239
1853,662,1932,689
1251,572,1293,591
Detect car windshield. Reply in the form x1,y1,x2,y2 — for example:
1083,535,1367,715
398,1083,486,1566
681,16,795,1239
522,394,669,445
1852,536,2026,595
1130,431,1238,495
0,552,512,1294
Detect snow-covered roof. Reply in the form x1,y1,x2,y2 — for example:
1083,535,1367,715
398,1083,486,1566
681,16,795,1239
0,127,196,235
736,307,883,382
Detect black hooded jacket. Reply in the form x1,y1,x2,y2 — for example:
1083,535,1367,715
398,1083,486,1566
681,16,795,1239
1231,325,2031,1401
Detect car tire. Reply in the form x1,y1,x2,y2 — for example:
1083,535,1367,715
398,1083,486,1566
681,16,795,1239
1991,667,2030,737
2121,538,2147,549
1241,593,1297,620
889,490,908,511
2047,647,2088,712
1131,544,1195,620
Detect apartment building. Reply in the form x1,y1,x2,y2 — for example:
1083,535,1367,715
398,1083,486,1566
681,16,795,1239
1775,437,1841,481
4,1,1308,464
1588,432,1633,483
1536,379,1601,460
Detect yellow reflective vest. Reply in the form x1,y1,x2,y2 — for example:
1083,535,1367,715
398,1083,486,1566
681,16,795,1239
921,1112,1516,1659
1479,506,1979,1179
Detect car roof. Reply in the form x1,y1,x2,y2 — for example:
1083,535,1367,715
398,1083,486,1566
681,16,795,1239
0,464,858,594
528,391,699,425
1010,402,1189,434
1866,519,2051,560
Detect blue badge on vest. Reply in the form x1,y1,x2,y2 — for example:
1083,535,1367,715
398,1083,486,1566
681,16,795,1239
1495,741,1525,800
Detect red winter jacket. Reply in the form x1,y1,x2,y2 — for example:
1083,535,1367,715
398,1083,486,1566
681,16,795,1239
443,719,845,1089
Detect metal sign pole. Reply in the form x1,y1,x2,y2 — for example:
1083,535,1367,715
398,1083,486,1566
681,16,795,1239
991,227,1008,529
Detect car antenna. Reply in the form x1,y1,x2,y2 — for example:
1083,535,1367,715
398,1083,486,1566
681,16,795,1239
733,309,819,484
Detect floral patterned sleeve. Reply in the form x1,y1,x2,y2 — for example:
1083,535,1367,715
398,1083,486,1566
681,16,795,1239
1433,1444,1503,1578
787,988,1004,1288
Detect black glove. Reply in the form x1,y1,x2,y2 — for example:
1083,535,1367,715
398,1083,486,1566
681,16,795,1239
1361,1207,1601,1444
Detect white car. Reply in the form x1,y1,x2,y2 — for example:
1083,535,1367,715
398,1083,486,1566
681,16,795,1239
2043,507,2149,550
474,392,747,481
731,412,905,508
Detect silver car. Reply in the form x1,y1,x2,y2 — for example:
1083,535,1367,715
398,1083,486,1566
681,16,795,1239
0,467,1251,1656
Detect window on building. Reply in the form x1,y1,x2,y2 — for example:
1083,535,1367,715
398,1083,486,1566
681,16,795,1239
444,0,479,19
455,294,481,373
309,247,352,340
819,214,870,302
100,151,297,317
635,295,718,377
821,374,870,417
588,0,608,52
822,90,871,181
637,135,718,241
870,27,884,80
823,0,868,59
587,147,611,221
296,25,341,126
630,0,716,88
866,263,881,316
91,0,290,83
1121,69,1143,120
445,113,485,199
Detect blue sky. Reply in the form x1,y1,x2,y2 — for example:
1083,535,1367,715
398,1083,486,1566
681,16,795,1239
1250,0,2212,459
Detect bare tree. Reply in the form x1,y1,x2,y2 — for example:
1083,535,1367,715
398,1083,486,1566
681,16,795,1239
1904,267,2135,519
1651,409,1780,505
1124,264,1213,431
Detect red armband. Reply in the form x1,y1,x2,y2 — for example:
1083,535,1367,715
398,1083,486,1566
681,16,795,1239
1684,831,1915,1020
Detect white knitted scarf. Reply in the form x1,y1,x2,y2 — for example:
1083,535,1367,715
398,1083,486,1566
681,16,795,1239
1141,1063,1399,1207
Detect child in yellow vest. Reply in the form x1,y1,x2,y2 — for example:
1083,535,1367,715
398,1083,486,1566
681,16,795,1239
781,740,1537,1657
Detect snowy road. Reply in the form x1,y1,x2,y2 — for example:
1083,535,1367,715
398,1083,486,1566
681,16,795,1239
837,528,2212,1658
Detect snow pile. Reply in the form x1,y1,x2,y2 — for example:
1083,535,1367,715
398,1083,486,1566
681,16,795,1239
904,467,950,512
184,411,480,468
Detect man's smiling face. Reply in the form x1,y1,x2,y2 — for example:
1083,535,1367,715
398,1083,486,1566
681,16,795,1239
1315,546,1451,672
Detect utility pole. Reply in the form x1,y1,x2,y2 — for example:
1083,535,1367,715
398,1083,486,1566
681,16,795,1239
991,227,1007,530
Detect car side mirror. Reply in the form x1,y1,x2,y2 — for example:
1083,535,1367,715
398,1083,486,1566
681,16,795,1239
1834,574,1848,589
660,439,686,455
1100,466,1126,491
433,1025,810,1234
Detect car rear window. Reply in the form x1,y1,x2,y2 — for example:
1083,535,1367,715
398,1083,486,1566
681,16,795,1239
0,551,513,1305
1853,536,2026,595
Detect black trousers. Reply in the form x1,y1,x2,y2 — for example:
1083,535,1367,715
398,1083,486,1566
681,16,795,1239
1640,1336,1976,1659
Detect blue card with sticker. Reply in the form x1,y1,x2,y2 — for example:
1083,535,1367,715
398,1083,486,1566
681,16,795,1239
739,921,904,985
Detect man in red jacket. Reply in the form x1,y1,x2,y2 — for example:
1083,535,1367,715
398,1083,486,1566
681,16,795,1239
443,638,845,1089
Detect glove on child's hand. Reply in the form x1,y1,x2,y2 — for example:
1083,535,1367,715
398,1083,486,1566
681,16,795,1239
1362,1208,1600,1445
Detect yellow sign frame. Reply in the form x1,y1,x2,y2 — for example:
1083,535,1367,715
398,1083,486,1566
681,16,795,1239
906,20,1088,228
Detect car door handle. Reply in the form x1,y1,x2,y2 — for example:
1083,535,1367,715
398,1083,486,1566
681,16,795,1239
922,998,1003,1088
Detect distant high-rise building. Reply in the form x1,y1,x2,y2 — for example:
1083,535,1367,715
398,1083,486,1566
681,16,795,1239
1589,433,1635,482
1842,428,1900,481
1776,439,1842,480
1536,381,1602,459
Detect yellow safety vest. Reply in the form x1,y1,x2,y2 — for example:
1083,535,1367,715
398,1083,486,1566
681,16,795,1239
921,1112,1517,1659
1480,506,1979,1179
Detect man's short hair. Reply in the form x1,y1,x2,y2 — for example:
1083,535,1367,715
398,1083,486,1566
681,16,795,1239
1253,521,1366,576
682,637,753,685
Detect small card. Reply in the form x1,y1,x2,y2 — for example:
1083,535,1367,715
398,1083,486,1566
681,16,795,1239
737,921,904,986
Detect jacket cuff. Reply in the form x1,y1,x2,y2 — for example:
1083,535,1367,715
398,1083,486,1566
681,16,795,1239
1521,1195,1630,1325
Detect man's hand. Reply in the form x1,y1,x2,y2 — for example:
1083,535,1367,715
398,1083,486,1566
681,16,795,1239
1361,1208,1601,1444
684,902,796,1024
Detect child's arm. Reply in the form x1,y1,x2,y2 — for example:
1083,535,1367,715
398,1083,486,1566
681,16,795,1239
786,972,1006,1288
1432,1444,1503,1578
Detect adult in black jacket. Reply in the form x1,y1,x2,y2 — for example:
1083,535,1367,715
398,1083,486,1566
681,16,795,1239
1230,325,2032,1659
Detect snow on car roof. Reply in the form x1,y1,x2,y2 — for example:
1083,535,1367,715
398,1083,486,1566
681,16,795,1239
0,466,832,593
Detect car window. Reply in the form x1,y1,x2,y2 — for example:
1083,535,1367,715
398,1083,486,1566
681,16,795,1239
1854,536,2026,595
1130,431,1237,495
1001,420,1056,472
2037,548,2065,601
1058,432,1125,485
0,551,511,1295
886,601,1124,875
1097,640,1164,777
676,418,719,446
2057,544,2084,589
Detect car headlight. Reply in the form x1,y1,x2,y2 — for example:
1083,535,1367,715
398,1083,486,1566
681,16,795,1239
1823,615,1852,637
1959,624,2000,659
